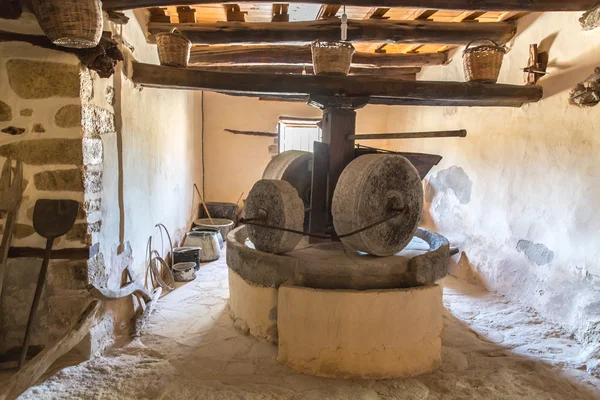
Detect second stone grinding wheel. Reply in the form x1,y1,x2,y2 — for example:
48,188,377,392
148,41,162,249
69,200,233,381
332,154,424,256
245,179,304,254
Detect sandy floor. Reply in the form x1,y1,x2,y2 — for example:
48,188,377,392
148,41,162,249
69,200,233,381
15,254,600,399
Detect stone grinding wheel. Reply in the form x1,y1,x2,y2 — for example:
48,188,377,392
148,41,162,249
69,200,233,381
245,179,305,254
262,150,313,207
332,154,424,257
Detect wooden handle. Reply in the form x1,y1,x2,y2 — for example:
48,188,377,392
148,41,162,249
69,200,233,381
19,237,54,369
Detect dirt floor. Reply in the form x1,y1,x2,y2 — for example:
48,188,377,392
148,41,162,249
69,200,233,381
14,253,600,399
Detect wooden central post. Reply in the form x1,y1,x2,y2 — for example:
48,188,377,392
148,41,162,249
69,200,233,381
308,96,368,236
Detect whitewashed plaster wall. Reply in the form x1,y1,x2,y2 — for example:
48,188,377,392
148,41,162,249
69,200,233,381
92,11,203,341
203,92,390,202
380,12,600,368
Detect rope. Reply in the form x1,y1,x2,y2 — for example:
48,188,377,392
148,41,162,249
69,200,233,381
240,210,403,240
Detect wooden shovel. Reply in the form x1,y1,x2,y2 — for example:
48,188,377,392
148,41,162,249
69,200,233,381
19,199,79,369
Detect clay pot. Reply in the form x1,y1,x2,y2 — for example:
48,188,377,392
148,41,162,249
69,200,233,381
173,262,196,282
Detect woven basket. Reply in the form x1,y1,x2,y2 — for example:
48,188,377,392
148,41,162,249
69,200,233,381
311,40,355,76
463,39,506,84
32,0,103,49
156,29,192,68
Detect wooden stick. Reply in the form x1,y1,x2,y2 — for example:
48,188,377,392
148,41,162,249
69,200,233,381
193,183,214,225
134,287,162,337
0,300,101,400
225,129,278,138
348,129,467,140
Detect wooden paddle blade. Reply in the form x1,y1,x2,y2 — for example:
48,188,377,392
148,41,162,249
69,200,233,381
32,199,80,239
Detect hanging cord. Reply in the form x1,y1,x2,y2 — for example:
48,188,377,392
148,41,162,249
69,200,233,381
240,209,404,240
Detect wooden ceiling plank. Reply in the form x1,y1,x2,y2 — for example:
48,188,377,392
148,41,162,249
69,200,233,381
189,45,448,67
147,19,516,45
130,61,542,108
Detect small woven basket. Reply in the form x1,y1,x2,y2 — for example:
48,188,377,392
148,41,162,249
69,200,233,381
32,0,103,49
463,39,506,84
311,40,355,76
156,29,192,68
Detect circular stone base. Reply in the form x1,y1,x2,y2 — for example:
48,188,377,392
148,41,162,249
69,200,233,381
277,284,443,379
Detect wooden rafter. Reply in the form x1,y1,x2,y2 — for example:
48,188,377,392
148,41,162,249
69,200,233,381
190,64,419,79
103,0,599,12
147,19,516,45
189,45,448,67
130,62,543,107
317,4,341,19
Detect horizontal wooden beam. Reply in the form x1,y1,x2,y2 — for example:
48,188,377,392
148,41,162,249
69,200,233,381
349,129,467,140
8,247,91,260
104,0,599,12
130,62,543,107
148,19,515,45
192,65,418,80
190,45,447,67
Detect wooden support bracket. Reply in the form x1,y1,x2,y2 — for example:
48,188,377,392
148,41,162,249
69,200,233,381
523,44,548,85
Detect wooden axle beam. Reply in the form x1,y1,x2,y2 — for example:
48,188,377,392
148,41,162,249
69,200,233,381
103,0,599,12
148,19,516,45
190,45,447,67
130,62,543,108
349,129,467,140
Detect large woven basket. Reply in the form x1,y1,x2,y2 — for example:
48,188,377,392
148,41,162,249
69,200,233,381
32,0,103,49
463,39,506,84
311,40,355,76
156,29,192,68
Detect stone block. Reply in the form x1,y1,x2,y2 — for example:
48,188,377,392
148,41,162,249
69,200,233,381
83,169,103,193
1,126,25,135
105,86,116,105
7,59,80,99
55,104,82,128
0,139,83,165
87,221,102,233
0,100,11,121
80,67,93,102
268,145,278,154
47,260,88,290
20,108,33,117
13,223,35,239
82,105,116,137
66,223,88,244
34,168,84,191
32,123,45,133
82,138,103,165
83,198,101,213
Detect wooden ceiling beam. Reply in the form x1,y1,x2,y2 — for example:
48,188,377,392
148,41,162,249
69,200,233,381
189,45,448,67
103,0,599,12
148,19,516,45
190,64,419,80
130,62,542,107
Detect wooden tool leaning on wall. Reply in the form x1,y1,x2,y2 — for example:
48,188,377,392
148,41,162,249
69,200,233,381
19,200,80,369
0,159,23,301
0,300,101,400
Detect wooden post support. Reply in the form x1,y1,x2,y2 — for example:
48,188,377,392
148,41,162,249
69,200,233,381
348,129,467,140
308,96,369,233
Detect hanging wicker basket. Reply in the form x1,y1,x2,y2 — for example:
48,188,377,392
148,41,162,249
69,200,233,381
156,29,192,68
311,40,355,76
32,0,103,49
462,39,507,84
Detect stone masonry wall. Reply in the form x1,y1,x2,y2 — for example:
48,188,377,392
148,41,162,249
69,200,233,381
0,32,99,355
